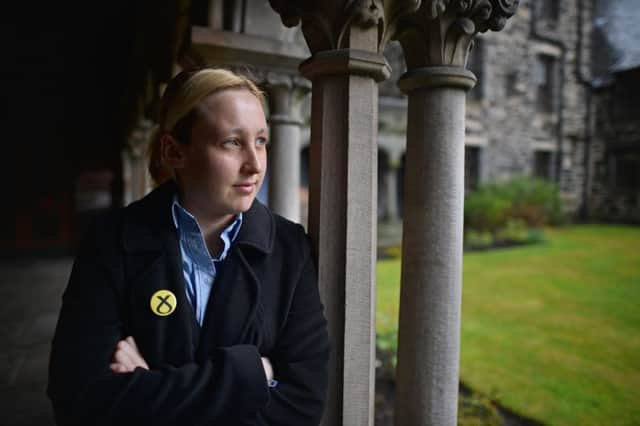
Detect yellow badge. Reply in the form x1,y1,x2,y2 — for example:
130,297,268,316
150,290,177,317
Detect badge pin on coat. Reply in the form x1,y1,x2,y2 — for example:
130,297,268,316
150,290,177,316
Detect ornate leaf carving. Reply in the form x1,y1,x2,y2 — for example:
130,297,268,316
394,0,519,68
267,0,517,60
268,0,421,54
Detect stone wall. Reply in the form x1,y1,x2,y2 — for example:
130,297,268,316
473,0,591,215
377,0,594,218
589,68,640,222
308,0,640,224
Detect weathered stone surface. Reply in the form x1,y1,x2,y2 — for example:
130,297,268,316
378,0,593,216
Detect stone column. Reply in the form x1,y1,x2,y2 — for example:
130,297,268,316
396,65,475,426
265,75,308,223
393,2,519,426
383,150,402,222
122,118,153,205
301,51,387,425
268,1,413,424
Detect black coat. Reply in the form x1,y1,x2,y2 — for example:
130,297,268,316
47,181,330,426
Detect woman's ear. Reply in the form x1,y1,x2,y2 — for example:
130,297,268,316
160,134,186,169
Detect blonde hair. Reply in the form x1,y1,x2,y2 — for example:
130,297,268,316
147,68,265,186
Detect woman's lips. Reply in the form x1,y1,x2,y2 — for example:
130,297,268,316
233,183,256,194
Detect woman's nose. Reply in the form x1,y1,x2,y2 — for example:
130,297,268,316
242,146,263,174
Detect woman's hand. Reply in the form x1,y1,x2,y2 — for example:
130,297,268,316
261,357,273,382
110,336,149,373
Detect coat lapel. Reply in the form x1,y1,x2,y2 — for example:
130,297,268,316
196,200,276,358
195,251,256,359
121,183,277,364
122,181,198,366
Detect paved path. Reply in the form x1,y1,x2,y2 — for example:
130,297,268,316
0,257,73,426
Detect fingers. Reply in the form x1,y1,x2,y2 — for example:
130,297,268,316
125,336,149,369
109,362,130,373
111,340,136,373
110,336,149,374
261,356,273,381
126,336,139,351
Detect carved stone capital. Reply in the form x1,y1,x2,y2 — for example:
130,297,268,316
263,73,310,125
268,0,422,54
299,48,391,82
394,0,519,68
264,71,312,93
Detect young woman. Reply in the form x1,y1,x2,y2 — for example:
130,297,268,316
48,68,329,425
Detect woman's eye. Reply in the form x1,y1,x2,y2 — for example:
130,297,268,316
256,138,269,147
223,139,240,147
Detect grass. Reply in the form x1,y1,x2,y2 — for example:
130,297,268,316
376,225,640,426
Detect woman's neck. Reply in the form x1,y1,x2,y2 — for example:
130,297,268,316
178,196,234,257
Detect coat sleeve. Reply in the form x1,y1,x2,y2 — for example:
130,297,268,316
47,215,269,426
258,229,330,426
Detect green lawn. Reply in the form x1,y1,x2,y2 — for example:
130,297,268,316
376,225,640,425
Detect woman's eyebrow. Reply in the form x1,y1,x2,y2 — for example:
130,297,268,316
226,127,267,135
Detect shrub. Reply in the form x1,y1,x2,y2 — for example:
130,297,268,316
464,229,495,249
498,176,565,227
382,244,402,259
464,176,565,245
496,218,529,243
376,329,398,369
464,186,512,234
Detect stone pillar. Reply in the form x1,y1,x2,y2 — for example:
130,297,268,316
266,75,308,223
393,2,519,426
383,150,401,222
122,118,153,205
396,66,475,426
301,50,387,425
268,1,411,424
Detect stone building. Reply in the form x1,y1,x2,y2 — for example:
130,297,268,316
586,0,640,223
588,66,640,222
375,0,594,222
374,0,640,225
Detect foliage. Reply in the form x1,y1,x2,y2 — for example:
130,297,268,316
381,244,402,259
464,176,565,248
376,225,640,426
464,186,513,234
464,229,496,250
376,329,398,369
458,390,503,426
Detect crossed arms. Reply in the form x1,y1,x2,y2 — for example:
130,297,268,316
47,221,329,426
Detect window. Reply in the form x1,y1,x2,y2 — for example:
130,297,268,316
533,55,556,112
612,151,640,190
467,38,484,101
465,146,481,192
533,150,553,180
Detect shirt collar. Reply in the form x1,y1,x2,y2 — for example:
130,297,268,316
171,195,243,259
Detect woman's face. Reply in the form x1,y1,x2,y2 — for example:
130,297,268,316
175,88,268,221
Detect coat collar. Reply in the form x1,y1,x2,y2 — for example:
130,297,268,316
121,180,274,255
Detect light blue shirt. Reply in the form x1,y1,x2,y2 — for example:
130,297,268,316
171,197,242,326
